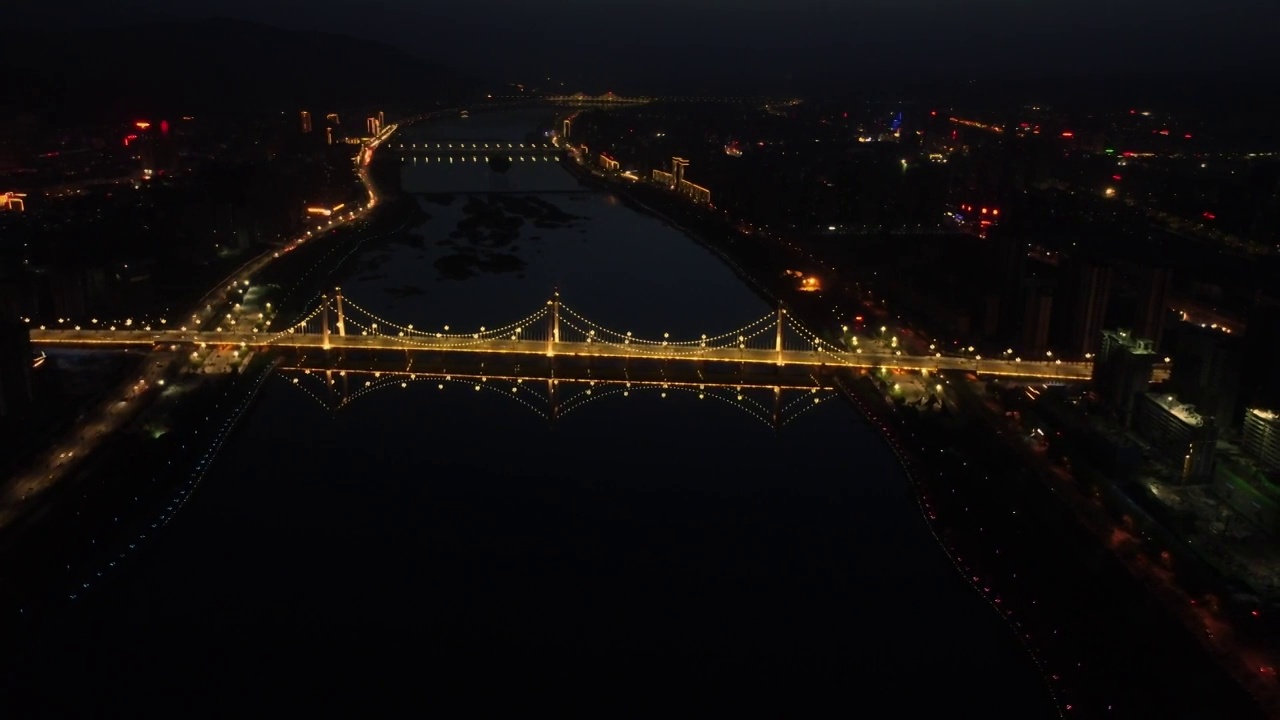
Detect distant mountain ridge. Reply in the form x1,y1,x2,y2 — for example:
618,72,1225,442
0,18,478,123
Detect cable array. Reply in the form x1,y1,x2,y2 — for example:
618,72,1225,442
250,290,924,373
558,304,776,348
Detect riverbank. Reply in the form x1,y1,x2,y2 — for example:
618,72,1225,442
567,157,1270,715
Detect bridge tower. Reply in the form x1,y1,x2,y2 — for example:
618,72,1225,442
334,287,347,338
321,294,331,350
547,288,561,357
776,305,786,366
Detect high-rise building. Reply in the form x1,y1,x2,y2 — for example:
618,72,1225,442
1093,329,1157,425
1134,392,1217,483
377,111,385,127
1243,408,1280,470
326,127,334,146
300,111,313,134
1021,281,1053,356
1055,257,1112,359
366,117,381,136
672,157,689,189
1241,305,1280,412
1169,324,1243,429
326,113,340,126
988,228,1027,341
135,120,178,177
1134,266,1172,352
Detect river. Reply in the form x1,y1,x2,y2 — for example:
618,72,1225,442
1,108,1055,715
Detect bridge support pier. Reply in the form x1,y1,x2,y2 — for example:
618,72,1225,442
772,385,781,431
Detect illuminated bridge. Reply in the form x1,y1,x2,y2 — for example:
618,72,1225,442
393,141,557,154
30,289,1098,381
487,93,785,105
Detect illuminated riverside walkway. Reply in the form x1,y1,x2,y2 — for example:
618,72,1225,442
30,289,1099,381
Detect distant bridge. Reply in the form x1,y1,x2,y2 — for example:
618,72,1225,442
31,289,1098,381
485,93,787,105
393,141,558,153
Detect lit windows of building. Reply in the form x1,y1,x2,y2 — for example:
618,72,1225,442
598,154,619,172
1134,392,1217,483
1243,408,1280,471
366,117,381,136
679,181,711,205
326,127,334,146
377,111,385,127
326,113,340,126
671,157,689,188
1093,329,1157,426
300,111,313,134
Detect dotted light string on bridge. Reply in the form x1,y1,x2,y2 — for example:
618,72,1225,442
278,369,837,430
556,316,776,358
779,391,839,428
784,315,868,365
556,384,776,429
28,315,173,333
558,304,776,348
340,297,550,342
342,311,550,349
332,372,550,419
263,300,330,345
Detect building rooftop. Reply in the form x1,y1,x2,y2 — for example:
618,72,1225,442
1248,407,1280,423
1105,328,1157,355
1147,392,1205,427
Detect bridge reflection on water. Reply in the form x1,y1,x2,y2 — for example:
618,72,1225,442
278,355,839,430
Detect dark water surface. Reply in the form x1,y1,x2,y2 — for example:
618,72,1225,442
2,110,1054,715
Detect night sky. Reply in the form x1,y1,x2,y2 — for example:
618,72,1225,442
12,0,1280,95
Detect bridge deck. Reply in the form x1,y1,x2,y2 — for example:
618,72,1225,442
31,329,1095,380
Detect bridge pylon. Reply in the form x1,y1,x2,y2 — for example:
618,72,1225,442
321,294,331,350
776,305,786,367
547,287,561,357
334,287,347,338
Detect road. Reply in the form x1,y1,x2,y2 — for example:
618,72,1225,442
0,122,402,534
30,328,1098,380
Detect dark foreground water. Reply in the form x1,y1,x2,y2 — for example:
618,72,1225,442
1,109,1054,716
